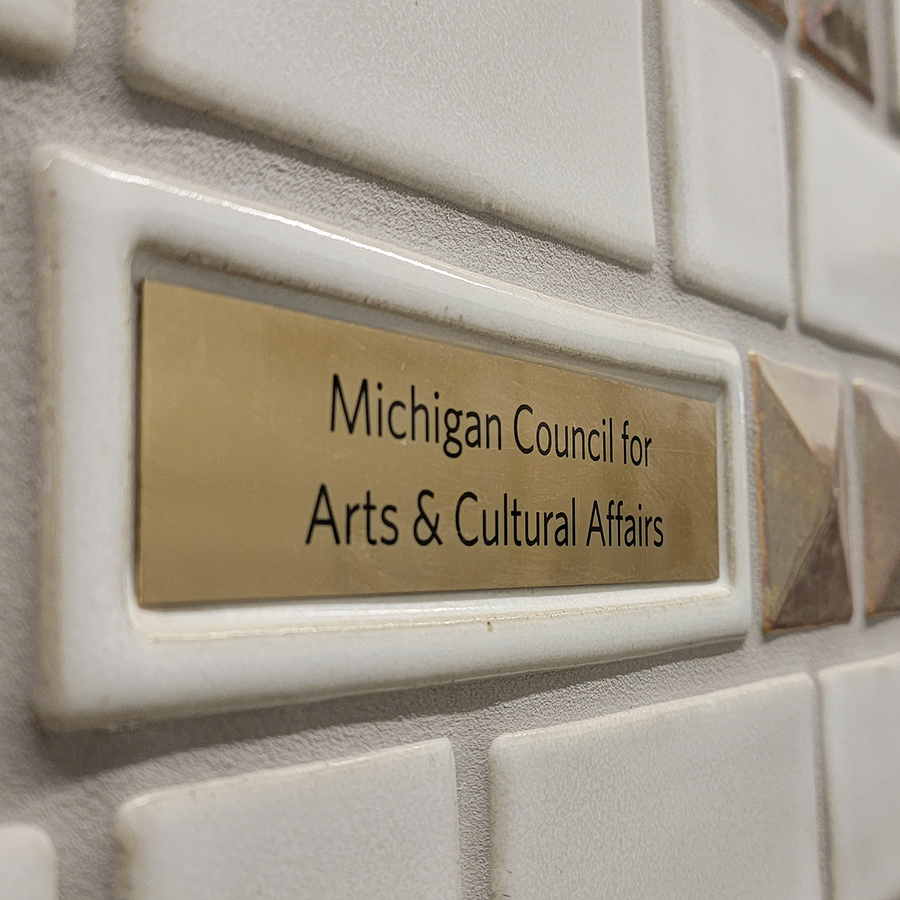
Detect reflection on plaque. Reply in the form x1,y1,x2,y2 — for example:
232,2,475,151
751,352,851,631
854,380,900,617
799,0,871,100
137,281,719,607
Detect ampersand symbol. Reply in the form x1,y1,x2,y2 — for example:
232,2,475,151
413,490,443,546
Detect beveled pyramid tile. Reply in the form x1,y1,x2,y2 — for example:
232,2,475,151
735,0,788,30
854,381,900,615
800,0,872,99
751,352,851,631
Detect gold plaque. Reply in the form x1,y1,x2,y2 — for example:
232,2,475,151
137,280,719,607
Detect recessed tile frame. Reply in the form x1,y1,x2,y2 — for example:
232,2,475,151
751,352,851,631
124,0,655,266
820,654,900,900
34,147,750,729
663,0,792,320
793,73,900,358
0,0,75,63
491,675,821,900
800,0,872,98
854,380,900,616
117,740,462,900
0,825,56,900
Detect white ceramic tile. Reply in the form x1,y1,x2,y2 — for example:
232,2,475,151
794,73,900,357
0,0,75,63
491,675,821,900
820,653,900,900
662,0,792,319
118,740,461,900
124,0,655,267
0,826,56,900
35,147,749,730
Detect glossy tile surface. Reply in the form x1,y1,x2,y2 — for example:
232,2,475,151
663,0,791,319
794,74,900,358
0,826,56,900
751,353,851,630
820,654,900,900
118,740,461,900
0,0,75,63
800,0,871,97
854,381,900,616
491,675,821,900
124,0,655,267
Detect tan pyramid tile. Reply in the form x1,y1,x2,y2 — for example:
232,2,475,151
751,353,851,631
855,381,900,616
799,0,872,100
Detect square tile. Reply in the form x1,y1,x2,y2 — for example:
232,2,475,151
751,352,851,631
0,826,56,900
0,0,75,63
800,0,871,98
118,740,462,900
491,675,821,900
854,380,900,616
793,73,900,358
820,654,900,900
124,0,655,266
663,0,792,319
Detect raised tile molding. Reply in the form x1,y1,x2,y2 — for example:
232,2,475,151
0,825,57,900
34,147,750,729
735,0,788,29
854,380,900,616
491,675,821,900
799,0,872,99
0,0,76,63
124,0,655,267
117,740,462,900
662,0,792,320
820,654,900,900
751,352,851,631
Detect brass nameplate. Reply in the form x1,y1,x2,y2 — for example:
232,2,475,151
137,280,719,606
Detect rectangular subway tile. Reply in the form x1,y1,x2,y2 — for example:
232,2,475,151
117,740,462,900
0,826,56,900
663,0,792,319
491,675,821,900
124,0,655,267
820,654,900,900
793,73,900,358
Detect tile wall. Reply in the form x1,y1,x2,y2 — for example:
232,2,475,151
3,0,900,897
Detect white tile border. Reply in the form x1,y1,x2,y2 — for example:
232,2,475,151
35,147,750,730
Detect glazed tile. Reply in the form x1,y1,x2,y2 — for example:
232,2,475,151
663,0,792,319
751,352,851,630
820,654,900,900
794,74,900,357
124,0,655,266
800,0,871,97
118,740,462,900
854,381,900,616
491,675,821,900
0,826,56,900
0,0,75,63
